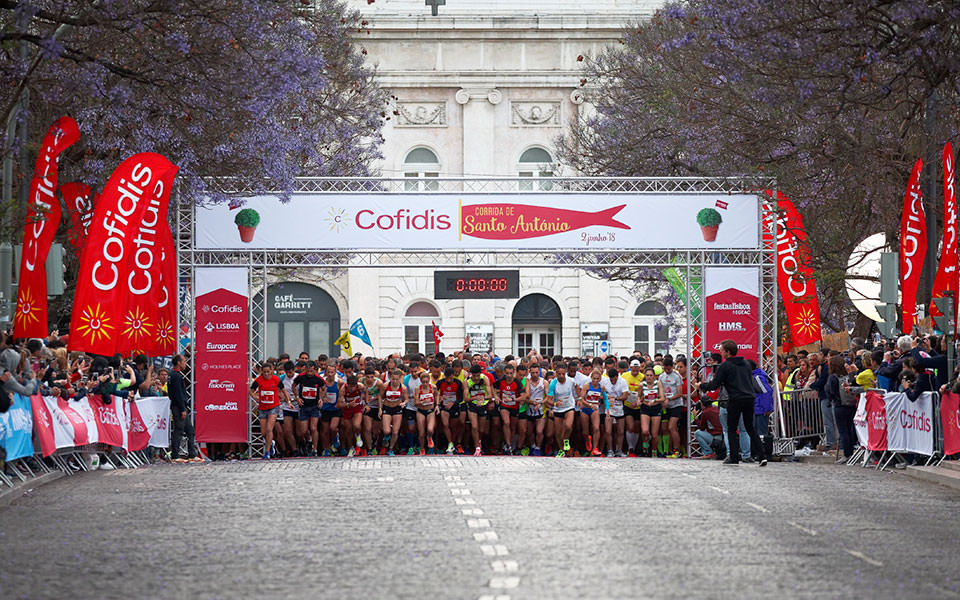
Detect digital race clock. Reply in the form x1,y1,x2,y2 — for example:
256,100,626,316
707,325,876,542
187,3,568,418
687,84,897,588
434,270,520,299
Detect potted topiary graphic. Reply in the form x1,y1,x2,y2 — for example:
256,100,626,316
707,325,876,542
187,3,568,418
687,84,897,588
696,208,723,242
235,208,260,243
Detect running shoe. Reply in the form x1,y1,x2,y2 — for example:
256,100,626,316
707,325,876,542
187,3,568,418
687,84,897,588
591,448,602,457
456,444,465,455
427,438,435,450
605,450,614,458
419,447,426,456
628,450,637,457
388,450,396,456
520,447,530,456
667,451,681,459
563,439,571,452
615,450,625,458
356,435,363,448
532,446,542,457
473,446,482,457
586,436,593,452
407,447,416,456
322,450,331,457
446,442,455,454
347,448,356,457
556,449,565,458
370,448,378,456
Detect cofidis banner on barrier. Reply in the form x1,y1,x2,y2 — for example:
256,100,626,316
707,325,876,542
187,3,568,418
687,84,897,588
197,194,761,250
864,390,888,452
941,391,960,456
854,393,870,449
704,267,759,364
0,394,35,460
194,267,249,443
884,391,934,456
29,395,170,456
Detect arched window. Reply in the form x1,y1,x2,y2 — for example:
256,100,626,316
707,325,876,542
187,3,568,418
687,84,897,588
404,300,441,356
403,147,440,191
512,293,562,356
634,300,670,356
517,147,555,191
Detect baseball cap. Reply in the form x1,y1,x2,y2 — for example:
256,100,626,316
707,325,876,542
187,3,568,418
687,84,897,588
630,359,642,367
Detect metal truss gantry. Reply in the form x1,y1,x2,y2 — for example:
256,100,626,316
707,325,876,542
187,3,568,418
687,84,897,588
177,177,778,457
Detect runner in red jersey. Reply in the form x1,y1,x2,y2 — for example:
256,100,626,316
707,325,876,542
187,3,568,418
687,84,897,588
496,363,527,455
249,362,289,460
437,367,465,455
379,369,408,456
414,371,438,454
338,374,365,456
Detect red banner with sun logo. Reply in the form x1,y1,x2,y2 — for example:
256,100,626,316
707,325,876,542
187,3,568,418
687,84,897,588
14,117,81,338
763,191,821,347
69,153,177,356
115,166,178,355
151,222,178,356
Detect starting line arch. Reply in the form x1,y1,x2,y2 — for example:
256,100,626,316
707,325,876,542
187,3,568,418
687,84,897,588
177,177,778,457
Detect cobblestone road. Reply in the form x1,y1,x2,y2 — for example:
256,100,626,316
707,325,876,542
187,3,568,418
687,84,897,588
1,457,959,599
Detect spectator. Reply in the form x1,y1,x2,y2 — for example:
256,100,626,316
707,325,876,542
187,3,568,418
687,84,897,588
693,399,724,459
169,354,198,461
748,359,773,439
827,355,857,463
696,339,768,467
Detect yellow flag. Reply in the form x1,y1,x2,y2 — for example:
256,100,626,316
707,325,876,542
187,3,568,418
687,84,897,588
334,331,352,357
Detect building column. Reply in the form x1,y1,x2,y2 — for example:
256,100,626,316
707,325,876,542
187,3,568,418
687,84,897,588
456,88,501,177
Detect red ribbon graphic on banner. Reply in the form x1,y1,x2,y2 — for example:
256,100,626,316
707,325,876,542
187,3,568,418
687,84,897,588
460,203,629,240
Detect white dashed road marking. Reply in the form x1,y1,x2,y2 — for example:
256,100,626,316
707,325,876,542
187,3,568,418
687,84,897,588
491,560,519,573
489,577,520,589
746,502,769,513
480,544,510,556
474,531,499,541
788,521,818,536
708,486,730,495
467,519,492,528
462,508,484,516
844,549,883,567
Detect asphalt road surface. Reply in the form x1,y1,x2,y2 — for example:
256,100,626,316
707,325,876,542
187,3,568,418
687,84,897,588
1,457,959,599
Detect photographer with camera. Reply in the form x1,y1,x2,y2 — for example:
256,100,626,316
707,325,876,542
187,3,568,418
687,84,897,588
0,334,40,403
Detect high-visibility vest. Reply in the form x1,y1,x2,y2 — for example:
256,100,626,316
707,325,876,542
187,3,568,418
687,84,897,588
783,368,801,393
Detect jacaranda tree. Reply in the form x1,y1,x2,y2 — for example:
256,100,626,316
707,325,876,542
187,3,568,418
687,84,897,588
561,0,960,334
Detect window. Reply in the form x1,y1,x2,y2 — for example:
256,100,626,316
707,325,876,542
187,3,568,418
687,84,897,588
403,147,440,191
512,293,562,357
634,300,670,355
403,301,440,356
518,147,555,191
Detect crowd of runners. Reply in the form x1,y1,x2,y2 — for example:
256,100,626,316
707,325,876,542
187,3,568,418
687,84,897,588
240,347,746,461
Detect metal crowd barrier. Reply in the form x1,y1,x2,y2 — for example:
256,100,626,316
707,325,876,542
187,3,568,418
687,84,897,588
843,391,955,471
3,443,156,490
774,388,825,456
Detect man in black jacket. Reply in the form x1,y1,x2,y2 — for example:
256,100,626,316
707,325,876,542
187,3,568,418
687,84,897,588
696,340,767,466
169,355,197,460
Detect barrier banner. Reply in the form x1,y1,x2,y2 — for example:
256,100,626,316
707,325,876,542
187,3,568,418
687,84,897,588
87,395,128,450
941,391,960,455
32,395,77,457
0,394,35,461
125,400,151,451
135,396,171,448
854,393,869,449
865,390,888,452
70,153,177,355
15,116,81,338
884,391,934,455
195,267,250,443
704,267,759,363
900,159,926,333
198,193,761,251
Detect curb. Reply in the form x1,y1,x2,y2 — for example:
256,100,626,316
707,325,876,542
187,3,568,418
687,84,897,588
0,471,65,509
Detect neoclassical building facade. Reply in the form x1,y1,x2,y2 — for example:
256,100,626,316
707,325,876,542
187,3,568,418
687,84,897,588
264,0,675,360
